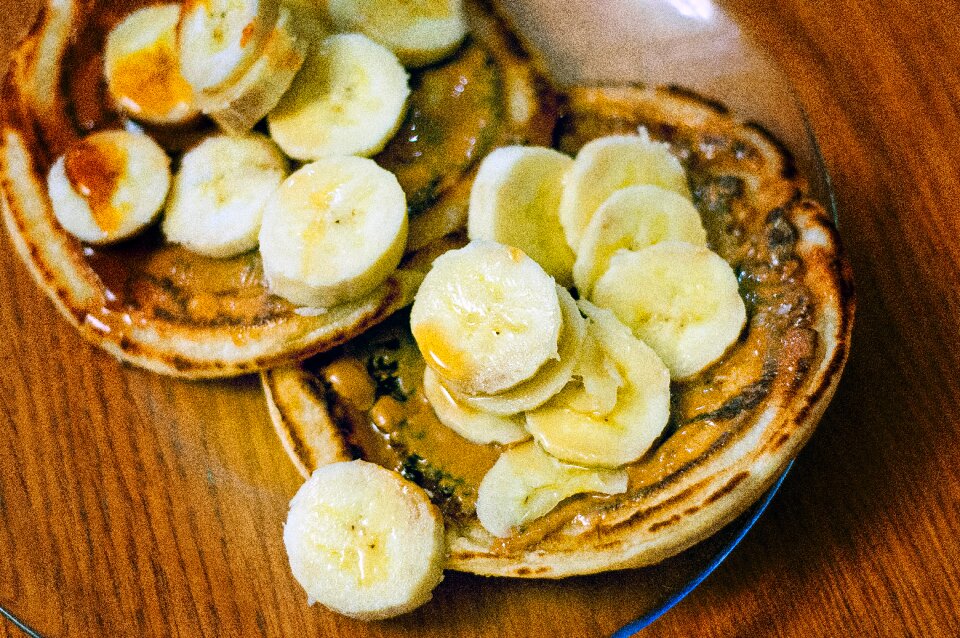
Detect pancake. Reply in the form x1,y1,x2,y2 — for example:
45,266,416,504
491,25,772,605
0,0,556,378
262,85,855,577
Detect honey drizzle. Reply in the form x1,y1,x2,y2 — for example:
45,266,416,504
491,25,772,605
109,37,193,120
63,137,128,236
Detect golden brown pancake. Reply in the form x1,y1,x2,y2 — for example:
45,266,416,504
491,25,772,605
262,85,855,577
0,0,556,378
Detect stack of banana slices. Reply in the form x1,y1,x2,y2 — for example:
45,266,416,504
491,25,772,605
3,0,555,377
447,131,747,538
280,130,755,618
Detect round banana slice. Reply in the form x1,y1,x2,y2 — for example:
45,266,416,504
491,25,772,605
327,0,467,68
267,33,410,160
178,0,279,94
525,301,671,468
422,367,530,445
593,241,747,380
163,134,287,258
558,129,690,251
284,460,446,620
475,441,627,538
573,184,707,297
410,240,562,396
103,4,199,126
46,130,170,244
201,7,307,135
259,156,408,308
468,146,575,287
452,285,586,416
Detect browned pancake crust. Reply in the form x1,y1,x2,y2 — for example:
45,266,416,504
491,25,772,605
0,0,557,378
263,85,854,577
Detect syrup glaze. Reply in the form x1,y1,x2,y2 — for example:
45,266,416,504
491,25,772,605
63,134,128,235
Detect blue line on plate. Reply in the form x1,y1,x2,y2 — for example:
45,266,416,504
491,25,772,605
611,462,793,637
0,464,793,638
0,604,44,638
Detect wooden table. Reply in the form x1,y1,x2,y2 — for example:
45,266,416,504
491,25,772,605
1,0,958,636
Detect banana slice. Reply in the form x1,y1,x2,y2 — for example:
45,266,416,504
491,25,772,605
592,241,747,379
558,129,690,251
475,441,627,538
573,184,706,297
162,134,287,258
452,285,586,416
410,240,562,396
326,0,467,67
46,130,170,244
103,4,199,126
283,460,445,620
468,146,575,287
524,301,671,468
178,0,279,94
201,7,307,135
565,319,623,416
267,33,410,160
422,367,530,445
259,156,408,308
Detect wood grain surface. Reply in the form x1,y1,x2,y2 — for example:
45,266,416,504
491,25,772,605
1,0,959,636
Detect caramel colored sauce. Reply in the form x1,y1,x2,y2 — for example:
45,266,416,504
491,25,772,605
84,233,292,328
182,0,211,12
316,320,500,521
411,323,471,386
109,37,194,121
64,136,128,235
240,21,256,48
345,385,501,521
324,358,376,411
376,42,501,215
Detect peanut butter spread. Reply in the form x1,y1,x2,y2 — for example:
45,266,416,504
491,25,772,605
20,1,510,332
300,103,821,550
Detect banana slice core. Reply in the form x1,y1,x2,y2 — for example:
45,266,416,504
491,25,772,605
267,33,411,160
284,460,445,620
104,4,199,125
47,130,171,244
452,284,586,416
200,6,307,134
410,240,563,396
573,184,707,296
468,145,575,287
259,156,408,308
163,134,288,258
592,241,747,379
558,130,690,251
178,0,280,94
